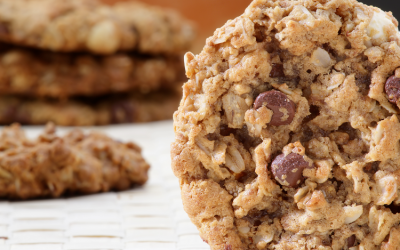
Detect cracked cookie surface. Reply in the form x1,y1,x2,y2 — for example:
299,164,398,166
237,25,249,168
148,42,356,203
0,123,150,199
171,0,400,249
0,0,195,55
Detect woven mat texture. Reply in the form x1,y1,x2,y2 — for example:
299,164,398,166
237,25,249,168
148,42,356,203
0,121,209,250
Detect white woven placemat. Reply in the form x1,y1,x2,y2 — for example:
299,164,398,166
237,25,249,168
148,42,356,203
0,121,210,250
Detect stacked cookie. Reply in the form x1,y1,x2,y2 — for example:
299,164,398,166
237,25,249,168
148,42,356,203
0,0,195,126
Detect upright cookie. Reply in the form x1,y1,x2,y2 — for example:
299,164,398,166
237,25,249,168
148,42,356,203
0,44,184,98
0,0,195,55
0,123,150,199
172,0,400,249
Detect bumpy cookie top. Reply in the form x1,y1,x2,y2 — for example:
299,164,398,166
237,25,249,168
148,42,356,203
0,0,195,55
172,0,400,249
0,123,150,199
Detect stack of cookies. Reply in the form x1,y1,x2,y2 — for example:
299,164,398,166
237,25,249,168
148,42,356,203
0,0,195,126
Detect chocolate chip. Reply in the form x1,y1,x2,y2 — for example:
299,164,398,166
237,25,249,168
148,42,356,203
269,64,285,78
347,235,356,248
271,153,314,188
254,90,296,126
385,75,400,104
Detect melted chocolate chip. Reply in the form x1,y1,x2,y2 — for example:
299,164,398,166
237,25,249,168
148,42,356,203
347,235,356,248
254,90,296,126
271,153,314,188
269,64,285,78
385,75,400,104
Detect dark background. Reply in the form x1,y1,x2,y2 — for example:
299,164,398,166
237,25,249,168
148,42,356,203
360,0,400,19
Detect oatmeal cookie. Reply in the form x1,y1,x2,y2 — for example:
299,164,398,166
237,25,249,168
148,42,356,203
0,0,195,55
0,89,180,126
0,43,184,98
0,123,150,199
171,0,400,249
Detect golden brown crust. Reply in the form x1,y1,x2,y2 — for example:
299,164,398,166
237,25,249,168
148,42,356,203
0,44,184,98
181,180,245,250
172,0,400,249
0,89,181,126
0,123,150,200
0,0,195,55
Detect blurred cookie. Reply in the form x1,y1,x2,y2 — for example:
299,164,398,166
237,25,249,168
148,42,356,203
172,0,400,249
0,44,184,98
0,89,181,126
0,0,195,55
0,123,150,199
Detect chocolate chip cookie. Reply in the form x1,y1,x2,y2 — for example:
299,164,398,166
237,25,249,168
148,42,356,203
0,89,180,126
172,0,400,249
0,0,195,55
0,123,150,199
0,43,183,98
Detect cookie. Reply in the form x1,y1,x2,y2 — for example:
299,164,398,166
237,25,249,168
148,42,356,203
0,0,195,55
0,89,180,126
171,0,400,249
0,43,184,98
0,123,149,199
